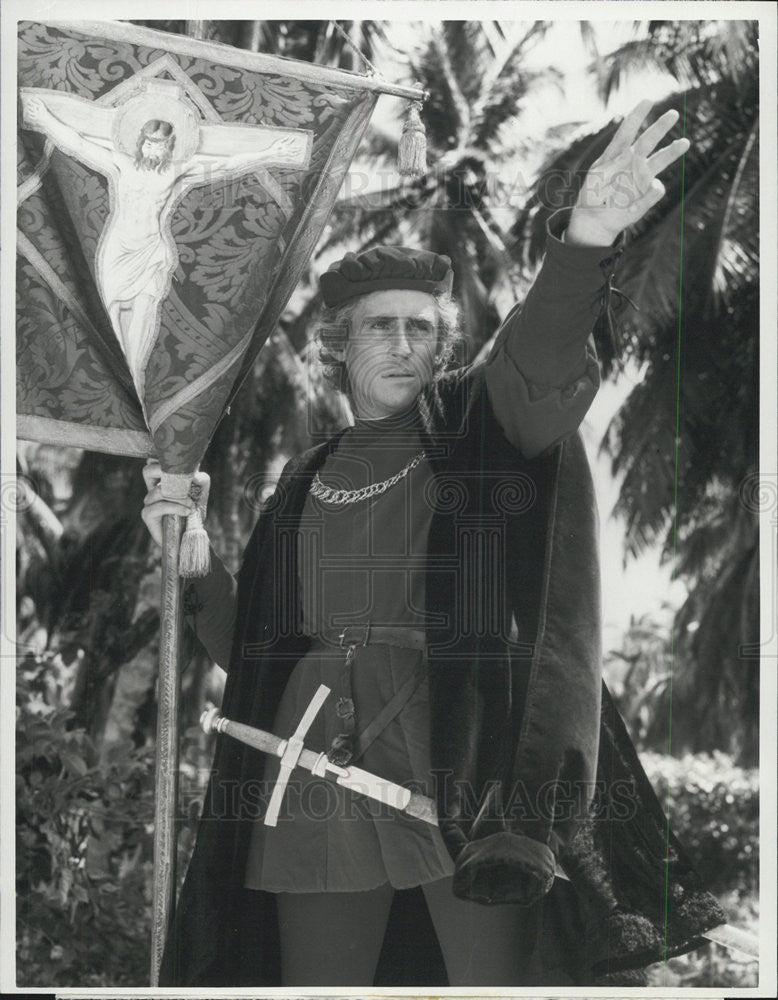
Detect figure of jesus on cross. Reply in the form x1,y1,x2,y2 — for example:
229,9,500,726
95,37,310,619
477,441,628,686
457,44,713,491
22,81,312,402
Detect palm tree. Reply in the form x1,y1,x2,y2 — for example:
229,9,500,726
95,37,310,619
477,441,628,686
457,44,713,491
511,20,759,764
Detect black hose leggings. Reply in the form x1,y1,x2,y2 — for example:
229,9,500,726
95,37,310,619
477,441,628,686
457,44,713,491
276,875,537,987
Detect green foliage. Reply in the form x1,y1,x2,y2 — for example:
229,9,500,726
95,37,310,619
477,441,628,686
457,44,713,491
605,611,674,748
16,649,155,986
596,21,757,102
595,27,760,766
16,640,212,988
641,751,758,989
641,750,758,893
607,610,758,767
606,610,760,988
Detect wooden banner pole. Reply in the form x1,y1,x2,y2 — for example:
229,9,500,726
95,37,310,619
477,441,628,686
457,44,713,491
149,17,208,983
150,512,185,985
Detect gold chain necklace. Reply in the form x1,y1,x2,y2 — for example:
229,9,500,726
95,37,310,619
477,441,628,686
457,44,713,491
310,451,426,505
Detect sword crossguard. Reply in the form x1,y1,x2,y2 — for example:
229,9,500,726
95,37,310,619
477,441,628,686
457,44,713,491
264,684,332,827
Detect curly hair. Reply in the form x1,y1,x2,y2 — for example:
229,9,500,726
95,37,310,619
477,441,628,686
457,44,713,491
316,290,461,396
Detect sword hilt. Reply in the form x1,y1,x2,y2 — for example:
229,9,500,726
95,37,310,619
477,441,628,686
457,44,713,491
200,706,223,735
199,707,283,757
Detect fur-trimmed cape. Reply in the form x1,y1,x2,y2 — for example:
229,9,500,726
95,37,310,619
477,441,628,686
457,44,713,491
159,365,725,987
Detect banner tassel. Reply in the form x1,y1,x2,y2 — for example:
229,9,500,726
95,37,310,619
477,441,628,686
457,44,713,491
178,482,211,578
398,88,427,179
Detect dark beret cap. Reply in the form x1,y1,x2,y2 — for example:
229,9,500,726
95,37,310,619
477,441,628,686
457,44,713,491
320,245,454,308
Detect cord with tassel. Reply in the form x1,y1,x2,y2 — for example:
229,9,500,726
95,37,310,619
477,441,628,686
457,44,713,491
178,482,211,578
398,83,428,180
326,23,427,181
158,471,211,578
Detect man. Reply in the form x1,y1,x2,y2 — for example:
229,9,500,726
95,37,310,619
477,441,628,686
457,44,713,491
145,100,724,986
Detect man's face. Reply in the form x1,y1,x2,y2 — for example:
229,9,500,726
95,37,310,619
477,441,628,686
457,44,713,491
138,127,174,169
342,289,438,419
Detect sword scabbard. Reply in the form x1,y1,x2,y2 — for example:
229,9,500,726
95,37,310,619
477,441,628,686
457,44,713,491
404,791,438,825
334,763,412,813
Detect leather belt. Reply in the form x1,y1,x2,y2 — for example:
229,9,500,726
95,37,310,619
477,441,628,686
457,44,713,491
306,623,427,767
308,624,427,651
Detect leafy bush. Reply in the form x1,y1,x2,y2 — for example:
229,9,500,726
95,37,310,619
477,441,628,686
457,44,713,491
16,645,212,987
606,611,759,767
640,749,758,893
17,649,155,986
637,750,759,988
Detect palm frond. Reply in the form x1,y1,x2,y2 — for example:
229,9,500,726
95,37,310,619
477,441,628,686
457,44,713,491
577,20,600,60
312,20,391,71
440,21,497,104
470,20,551,108
597,20,759,102
407,37,468,151
511,75,758,346
471,65,564,149
604,373,678,559
714,119,759,296
596,37,679,103
317,180,438,254
704,20,758,85
603,279,757,563
665,526,759,763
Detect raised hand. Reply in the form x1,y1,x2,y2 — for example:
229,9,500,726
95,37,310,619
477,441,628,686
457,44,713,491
566,98,691,247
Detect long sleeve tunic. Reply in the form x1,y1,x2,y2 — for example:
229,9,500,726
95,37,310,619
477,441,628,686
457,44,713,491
183,215,621,891
184,214,619,670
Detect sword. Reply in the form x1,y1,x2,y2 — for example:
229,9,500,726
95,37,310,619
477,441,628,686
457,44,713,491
200,684,758,961
200,683,436,827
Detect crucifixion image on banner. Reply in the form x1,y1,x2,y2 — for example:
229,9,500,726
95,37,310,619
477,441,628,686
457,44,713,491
21,79,312,402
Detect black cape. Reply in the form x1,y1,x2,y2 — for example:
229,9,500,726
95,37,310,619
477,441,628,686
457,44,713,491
160,366,725,987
